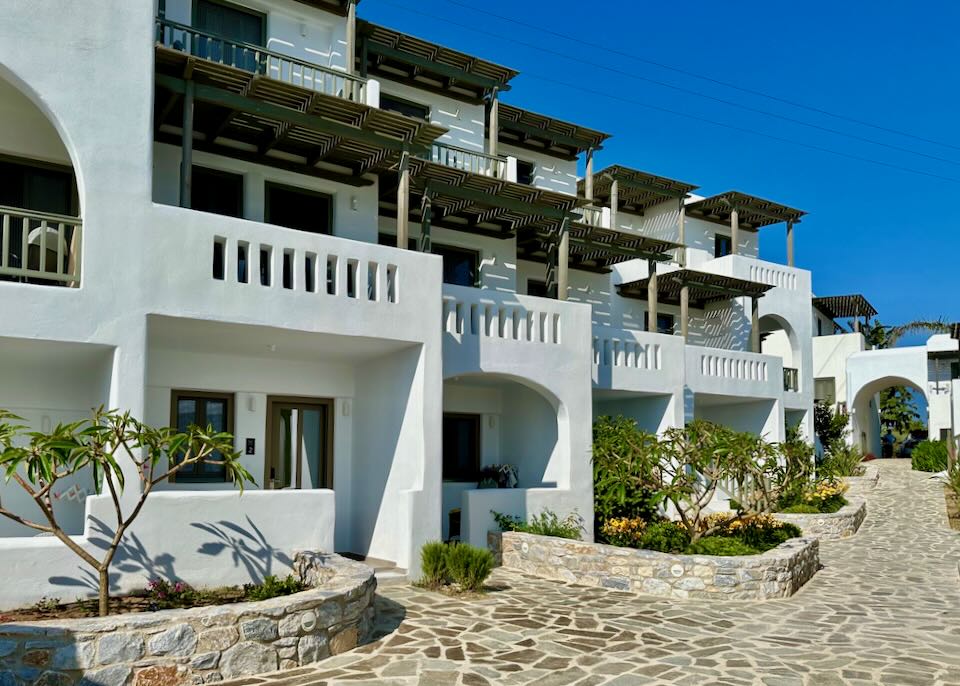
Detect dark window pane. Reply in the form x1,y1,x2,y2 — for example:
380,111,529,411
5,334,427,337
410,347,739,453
380,95,430,120
527,279,548,297
443,414,480,481
172,394,230,483
433,245,478,287
643,312,675,335
516,160,535,185
192,167,243,218
177,399,198,431
0,160,74,215
265,184,332,234
196,0,263,71
715,234,732,258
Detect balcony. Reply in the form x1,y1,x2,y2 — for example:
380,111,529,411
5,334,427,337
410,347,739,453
155,18,378,107
441,284,592,382
699,254,810,293
684,346,783,400
145,205,441,343
425,142,514,181
0,206,81,287
592,326,684,394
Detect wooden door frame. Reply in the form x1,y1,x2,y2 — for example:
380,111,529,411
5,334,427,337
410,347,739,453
264,395,335,489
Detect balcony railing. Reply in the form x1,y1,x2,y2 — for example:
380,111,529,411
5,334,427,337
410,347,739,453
156,18,368,103
0,206,81,286
427,142,508,179
575,205,605,228
783,367,799,392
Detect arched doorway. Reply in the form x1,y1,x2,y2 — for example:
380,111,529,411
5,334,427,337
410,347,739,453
442,373,571,546
850,375,928,458
0,69,81,286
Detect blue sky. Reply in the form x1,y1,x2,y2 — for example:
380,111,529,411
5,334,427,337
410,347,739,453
361,0,960,337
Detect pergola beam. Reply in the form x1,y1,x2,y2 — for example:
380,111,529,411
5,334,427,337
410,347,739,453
364,42,507,91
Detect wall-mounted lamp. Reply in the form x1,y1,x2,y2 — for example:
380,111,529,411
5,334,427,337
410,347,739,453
247,395,256,413
350,196,359,211
342,399,351,417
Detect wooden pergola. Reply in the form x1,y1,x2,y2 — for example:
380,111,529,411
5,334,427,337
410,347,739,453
618,269,773,348
813,294,878,333
684,191,807,266
355,21,518,106
496,104,611,161
153,41,446,198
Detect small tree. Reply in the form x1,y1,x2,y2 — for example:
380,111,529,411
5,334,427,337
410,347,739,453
592,416,663,527
814,401,849,454
654,421,779,543
0,408,255,616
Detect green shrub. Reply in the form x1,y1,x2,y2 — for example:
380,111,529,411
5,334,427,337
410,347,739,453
639,521,690,553
912,440,948,472
445,543,494,592
780,503,820,514
948,462,960,499
243,575,304,601
820,444,865,478
592,416,664,527
685,536,758,556
420,541,449,587
736,520,802,550
491,509,582,540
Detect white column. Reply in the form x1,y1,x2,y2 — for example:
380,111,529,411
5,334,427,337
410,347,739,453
610,178,618,232
487,88,499,157
647,260,658,332
730,207,740,256
397,151,410,249
558,217,570,301
584,148,594,202
680,286,690,341
751,296,761,353
677,198,686,266
786,220,795,266
345,0,357,75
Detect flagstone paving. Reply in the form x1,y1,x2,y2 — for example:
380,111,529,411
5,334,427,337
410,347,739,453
233,460,960,685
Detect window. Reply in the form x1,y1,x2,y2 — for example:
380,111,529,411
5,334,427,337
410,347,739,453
170,391,234,483
265,182,332,235
814,378,837,406
516,160,535,185
380,94,430,120
714,234,732,258
433,244,479,287
951,361,960,379
195,0,264,71
0,157,76,215
817,317,823,337
941,429,951,442
443,413,480,482
192,167,243,218
644,312,676,335
527,279,549,297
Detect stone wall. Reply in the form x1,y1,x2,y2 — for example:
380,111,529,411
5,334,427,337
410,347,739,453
845,464,881,496
777,498,866,540
488,531,819,600
0,553,375,686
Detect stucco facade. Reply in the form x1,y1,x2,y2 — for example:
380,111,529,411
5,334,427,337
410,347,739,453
0,0,818,609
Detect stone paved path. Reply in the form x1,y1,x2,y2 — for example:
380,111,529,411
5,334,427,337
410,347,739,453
238,461,960,685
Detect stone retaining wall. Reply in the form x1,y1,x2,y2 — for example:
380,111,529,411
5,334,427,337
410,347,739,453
845,465,881,496
0,553,375,686
777,497,866,540
488,531,819,600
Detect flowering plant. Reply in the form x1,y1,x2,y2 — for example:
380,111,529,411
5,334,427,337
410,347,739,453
600,516,646,547
146,578,195,607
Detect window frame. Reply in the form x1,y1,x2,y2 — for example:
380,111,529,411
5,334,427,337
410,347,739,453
813,377,837,406
515,159,536,186
191,166,244,218
442,412,482,483
379,94,431,121
432,243,480,288
714,233,733,258
264,181,334,235
192,0,266,47
0,153,79,216
169,390,235,483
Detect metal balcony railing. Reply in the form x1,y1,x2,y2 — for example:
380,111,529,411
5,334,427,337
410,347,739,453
155,17,368,103
427,142,508,179
0,206,82,286
783,367,799,392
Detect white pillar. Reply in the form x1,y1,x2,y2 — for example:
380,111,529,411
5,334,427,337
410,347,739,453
730,207,739,256
610,179,618,232
647,260,658,332
345,0,357,75
751,296,761,353
487,88,499,157
680,286,690,340
397,151,410,249
786,220,795,266
558,218,570,301
584,148,594,202
677,199,686,266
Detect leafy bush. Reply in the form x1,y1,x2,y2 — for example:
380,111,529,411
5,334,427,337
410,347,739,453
445,543,494,592
948,462,960,499
599,516,647,547
243,575,304,601
912,440,948,472
686,536,758,556
814,401,849,453
420,541,449,587
491,509,582,540
592,416,663,526
780,503,820,514
146,579,195,607
820,444,865,478
697,513,801,552
638,521,690,553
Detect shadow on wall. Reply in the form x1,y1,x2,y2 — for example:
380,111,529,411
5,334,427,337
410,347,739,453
47,515,293,594
693,300,748,350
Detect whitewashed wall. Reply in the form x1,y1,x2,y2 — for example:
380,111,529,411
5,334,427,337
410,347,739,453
379,78,486,152
498,142,578,196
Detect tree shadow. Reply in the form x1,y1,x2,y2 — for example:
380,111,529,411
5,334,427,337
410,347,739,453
191,515,293,579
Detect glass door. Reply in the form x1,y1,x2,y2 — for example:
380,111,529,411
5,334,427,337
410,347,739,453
266,398,333,490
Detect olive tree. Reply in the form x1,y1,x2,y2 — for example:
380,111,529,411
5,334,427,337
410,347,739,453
0,408,255,616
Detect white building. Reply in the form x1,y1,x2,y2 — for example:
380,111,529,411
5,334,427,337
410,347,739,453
0,0,816,608
812,295,960,454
